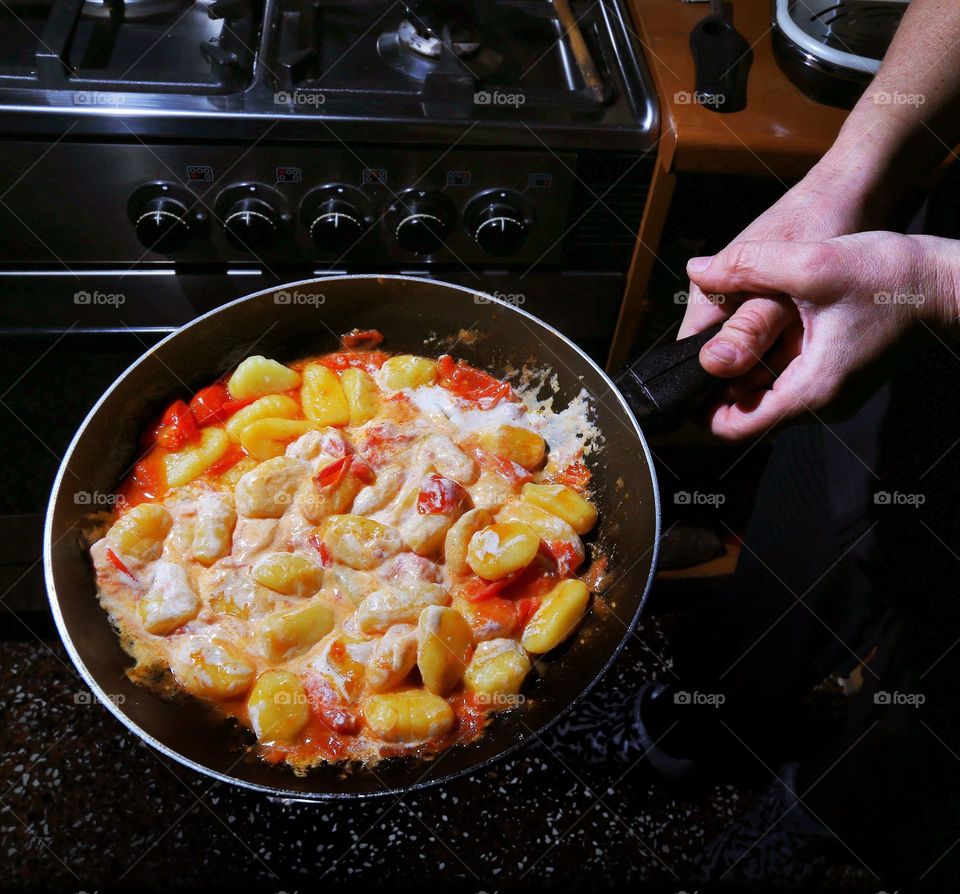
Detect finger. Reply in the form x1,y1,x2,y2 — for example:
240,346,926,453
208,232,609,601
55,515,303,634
687,240,843,299
677,279,728,339
716,319,804,404
704,347,840,440
703,363,810,440
721,365,776,405
699,297,797,378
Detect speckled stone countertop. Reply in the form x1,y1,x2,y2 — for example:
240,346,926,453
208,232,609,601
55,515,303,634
0,607,774,893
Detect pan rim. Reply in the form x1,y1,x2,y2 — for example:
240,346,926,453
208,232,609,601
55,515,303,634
43,273,662,800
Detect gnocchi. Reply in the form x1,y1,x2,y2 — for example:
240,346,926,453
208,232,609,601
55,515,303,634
466,522,540,581
380,354,437,390
172,638,256,700
340,367,380,425
464,639,531,708
443,508,493,576
366,624,418,692
224,394,300,442
417,606,473,696
476,424,546,470
228,355,301,399
93,338,601,771
521,483,598,536
107,503,172,561
139,560,201,635
234,456,309,518
257,598,336,661
192,493,237,566
164,427,230,487
362,689,454,742
301,363,351,427
320,514,405,570
240,418,315,461
356,581,450,634
247,670,310,742
251,552,324,597
521,579,590,654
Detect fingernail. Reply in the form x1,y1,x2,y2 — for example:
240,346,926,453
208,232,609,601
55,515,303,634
687,255,714,274
705,341,738,365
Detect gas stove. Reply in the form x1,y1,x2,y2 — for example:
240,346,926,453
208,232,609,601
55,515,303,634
0,0,658,287
0,1,658,602
0,0,655,142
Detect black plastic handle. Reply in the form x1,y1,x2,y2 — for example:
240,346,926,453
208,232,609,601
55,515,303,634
689,12,752,113
620,322,725,432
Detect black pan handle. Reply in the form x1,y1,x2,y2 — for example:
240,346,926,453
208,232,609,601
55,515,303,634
620,322,725,432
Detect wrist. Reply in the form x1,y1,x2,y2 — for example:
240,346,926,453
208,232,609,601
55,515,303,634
911,235,960,326
807,143,896,229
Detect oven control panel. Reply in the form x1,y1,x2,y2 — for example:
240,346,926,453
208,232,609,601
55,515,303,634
0,143,578,266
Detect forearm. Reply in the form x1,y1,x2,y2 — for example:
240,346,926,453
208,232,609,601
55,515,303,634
811,0,960,209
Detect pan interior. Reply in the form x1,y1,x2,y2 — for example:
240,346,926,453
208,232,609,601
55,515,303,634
45,276,659,798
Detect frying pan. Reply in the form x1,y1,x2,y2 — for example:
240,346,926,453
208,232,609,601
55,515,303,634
44,275,721,799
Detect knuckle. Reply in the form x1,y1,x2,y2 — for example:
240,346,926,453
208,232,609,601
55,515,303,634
724,242,759,279
795,242,842,284
723,308,771,347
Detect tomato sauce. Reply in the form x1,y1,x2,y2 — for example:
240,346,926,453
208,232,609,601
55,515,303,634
117,450,168,508
311,350,389,374
554,460,592,491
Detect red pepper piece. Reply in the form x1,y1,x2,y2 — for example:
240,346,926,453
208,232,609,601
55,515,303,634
308,533,333,568
555,460,592,491
105,547,134,579
205,444,245,477
464,571,523,603
437,355,514,408
156,399,200,451
350,456,375,484
416,474,468,515
516,596,542,632
341,329,385,351
315,455,352,489
319,705,362,736
541,540,582,575
188,384,229,426
189,384,256,425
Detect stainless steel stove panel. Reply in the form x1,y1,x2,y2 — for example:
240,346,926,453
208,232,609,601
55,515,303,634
0,0,658,152
0,142,577,265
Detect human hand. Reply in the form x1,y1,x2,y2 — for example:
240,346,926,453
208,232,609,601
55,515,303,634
677,159,884,342
684,231,959,439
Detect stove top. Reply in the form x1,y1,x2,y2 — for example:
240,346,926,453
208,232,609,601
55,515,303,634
0,0,260,93
0,0,658,150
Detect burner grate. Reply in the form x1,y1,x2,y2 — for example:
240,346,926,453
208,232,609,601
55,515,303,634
0,0,262,93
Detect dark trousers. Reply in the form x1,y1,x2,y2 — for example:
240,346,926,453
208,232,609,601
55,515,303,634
671,328,960,885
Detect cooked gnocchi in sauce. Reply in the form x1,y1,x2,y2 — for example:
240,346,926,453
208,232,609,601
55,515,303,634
91,332,599,771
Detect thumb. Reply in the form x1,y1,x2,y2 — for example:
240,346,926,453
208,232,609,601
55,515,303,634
687,240,839,299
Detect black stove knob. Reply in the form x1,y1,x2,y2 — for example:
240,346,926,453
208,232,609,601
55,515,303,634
466,191,532,257
222,196,280,250
390,191,455,256
308,199,364,254
133,194,194,253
